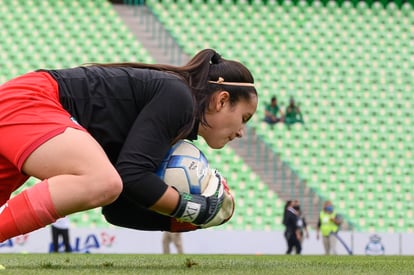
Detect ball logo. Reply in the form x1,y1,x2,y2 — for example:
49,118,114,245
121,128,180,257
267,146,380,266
188,161,197,171
156,140,210,195
189,160,208,181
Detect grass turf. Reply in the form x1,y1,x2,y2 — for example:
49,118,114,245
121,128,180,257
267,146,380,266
0,254,413,274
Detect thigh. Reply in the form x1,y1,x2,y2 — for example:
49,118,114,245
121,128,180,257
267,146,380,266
323,236,330,249
52,227,59,240
0,71,117,180
287,234,295,246
330,235,337,246
173,234,182,246
0,71,79,170
22,127,123,216
22,127,115,180
62,229,70,240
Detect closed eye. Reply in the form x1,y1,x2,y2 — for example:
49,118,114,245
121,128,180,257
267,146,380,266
243,114,253,123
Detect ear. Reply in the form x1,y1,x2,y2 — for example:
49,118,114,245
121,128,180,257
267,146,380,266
214,91,230,112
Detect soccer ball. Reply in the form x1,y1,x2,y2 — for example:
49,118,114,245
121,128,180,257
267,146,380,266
156,140,210,194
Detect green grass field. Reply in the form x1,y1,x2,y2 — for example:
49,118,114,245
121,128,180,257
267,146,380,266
0,254,413,275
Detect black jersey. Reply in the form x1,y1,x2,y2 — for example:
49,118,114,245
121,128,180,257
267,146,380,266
45,66,196,207
284,208,299,235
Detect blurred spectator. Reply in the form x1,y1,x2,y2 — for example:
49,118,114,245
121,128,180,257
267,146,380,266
295,203,309,247
284,97,304,128
162,232,183,254
282,200,292,227
284,200,302,255
316,200,342,255
264,96,284,126
51,216,72,253
282,199,292,251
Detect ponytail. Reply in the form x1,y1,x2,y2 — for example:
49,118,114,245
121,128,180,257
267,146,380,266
88,49,257,143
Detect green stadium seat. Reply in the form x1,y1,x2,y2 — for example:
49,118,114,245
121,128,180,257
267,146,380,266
3,0,157,228
401,2,413,15
6,0,413,233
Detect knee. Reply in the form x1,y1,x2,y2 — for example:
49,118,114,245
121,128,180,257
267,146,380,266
87,171,123,208
99,172,123,205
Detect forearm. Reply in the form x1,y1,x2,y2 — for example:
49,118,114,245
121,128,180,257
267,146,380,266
149,186,179,215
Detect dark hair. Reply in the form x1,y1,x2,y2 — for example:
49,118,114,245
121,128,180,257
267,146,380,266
282,200,292,225
284,200,292,211
90,49,257,143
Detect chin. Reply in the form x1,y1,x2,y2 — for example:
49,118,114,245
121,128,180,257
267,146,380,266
214,144,225,149
209,144,224,149
206,140,226,149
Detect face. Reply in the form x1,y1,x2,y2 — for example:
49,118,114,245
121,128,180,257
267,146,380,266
198,91,258,149
324,201,334,212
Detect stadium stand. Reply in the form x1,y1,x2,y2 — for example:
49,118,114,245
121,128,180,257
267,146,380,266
144,0,413,232
0,0,153,84
3,0,413,233
2,0,286,231
1,0,154,228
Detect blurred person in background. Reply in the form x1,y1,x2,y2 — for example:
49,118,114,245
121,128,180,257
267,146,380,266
264,96,284,126
51,216,72,253
316,200,342,255
295,203,309,249
284,97,304,128
282,200,292,252
284,200,302,255
282,200,292,228
162,231,183,254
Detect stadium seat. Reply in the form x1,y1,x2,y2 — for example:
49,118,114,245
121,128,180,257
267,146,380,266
7,0,413,233
2,0,157,228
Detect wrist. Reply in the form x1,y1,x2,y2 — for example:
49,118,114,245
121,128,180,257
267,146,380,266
172,192,208,224
150,186,181,215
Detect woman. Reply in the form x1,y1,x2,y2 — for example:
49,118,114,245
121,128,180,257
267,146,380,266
0,49,258,242
284,200,302,255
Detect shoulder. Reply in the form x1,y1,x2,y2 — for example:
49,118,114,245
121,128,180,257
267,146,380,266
147,72,193,106
101,67,193,106
50,66,186,84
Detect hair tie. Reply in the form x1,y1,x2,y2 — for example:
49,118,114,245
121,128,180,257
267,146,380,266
208,77,255,87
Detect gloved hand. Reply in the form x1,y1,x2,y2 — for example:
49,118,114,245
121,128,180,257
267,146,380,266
171,169,234,228
200,172,234,228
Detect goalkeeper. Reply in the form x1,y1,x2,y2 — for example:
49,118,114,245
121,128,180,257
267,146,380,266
0,49,258,242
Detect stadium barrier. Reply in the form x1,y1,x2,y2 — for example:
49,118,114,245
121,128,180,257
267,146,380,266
1,227,413,255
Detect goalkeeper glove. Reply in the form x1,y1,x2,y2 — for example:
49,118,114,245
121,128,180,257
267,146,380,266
171,169,234,228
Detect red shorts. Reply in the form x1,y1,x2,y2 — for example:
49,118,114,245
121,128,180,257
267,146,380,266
0,71,86,204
